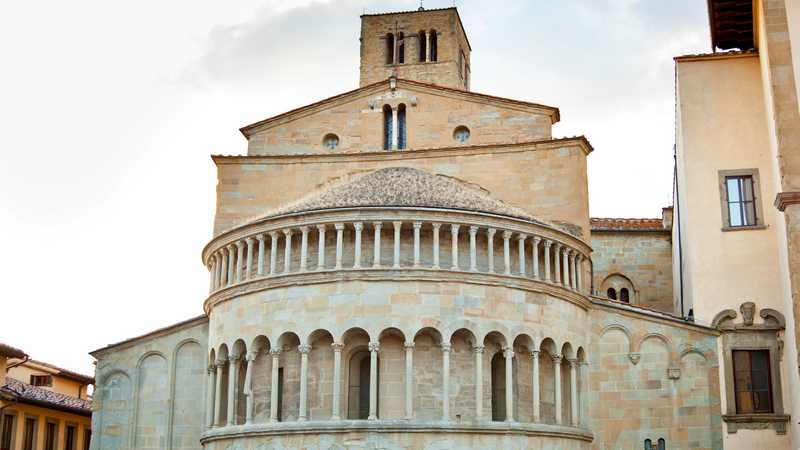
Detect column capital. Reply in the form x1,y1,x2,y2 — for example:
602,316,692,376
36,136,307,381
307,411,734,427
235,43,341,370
567,358,579,367
469,225,479,234
552,354,563,365
283,228,293,237
269,349,282,357
487,227,497,237
269,230,279,238
246,351,258,362
517,233,527,241
543,239,553,248
331,343,345,352
441,343,452,353
431,222,442,230
450,223,460,232
228,354,242,363
530,350,540,359
235,240,245,249
215,359,228,368
353,222,363,231
473,346,484,354
256,233,266,242
368,342,380,352
245,237,255,245
404,341,415,349
503,347,514,358
316,224,326,232
300,225,310,233
392,221,402,228
533,236,541,244
226,244,236,252
298,344,312,354
334,222,345,230
413,221,422,230
372,221,383,229
502,230,513,239
554,242,562,250
207,364,216,373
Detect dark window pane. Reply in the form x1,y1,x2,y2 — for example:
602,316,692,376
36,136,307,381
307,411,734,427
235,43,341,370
1,415,14,450
83,430,91,450
742,176,755,201
754,390,773,412
733,350,773,414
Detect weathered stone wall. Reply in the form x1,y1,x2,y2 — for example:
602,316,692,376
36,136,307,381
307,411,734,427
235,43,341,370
588,304,722,450
590,230,674,313
244,82,554,156
217,142,590,240
89,317,209,450
360,8,471,90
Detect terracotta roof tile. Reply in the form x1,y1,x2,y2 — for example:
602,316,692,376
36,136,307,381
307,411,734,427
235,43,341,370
1,377,91,416
0,343,26,359
590,217,666,232
22,359,94,384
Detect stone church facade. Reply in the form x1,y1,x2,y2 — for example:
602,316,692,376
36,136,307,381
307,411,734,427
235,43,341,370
89,4,800,449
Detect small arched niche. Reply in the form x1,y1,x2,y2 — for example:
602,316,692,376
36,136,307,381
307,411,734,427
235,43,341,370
601,274,636,304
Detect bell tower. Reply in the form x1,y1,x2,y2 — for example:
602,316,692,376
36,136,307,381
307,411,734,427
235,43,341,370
359,7,472,91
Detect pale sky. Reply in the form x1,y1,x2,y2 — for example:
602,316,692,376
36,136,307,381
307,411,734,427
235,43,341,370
0,0,708,376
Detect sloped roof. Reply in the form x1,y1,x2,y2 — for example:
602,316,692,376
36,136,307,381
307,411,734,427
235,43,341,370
1,377,92,417
0,343,26,359
239,77,560,137
19,359,94,385
262,167,545,224
590,217,666,232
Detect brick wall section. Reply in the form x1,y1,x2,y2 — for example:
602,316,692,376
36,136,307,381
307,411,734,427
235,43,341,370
591,226,674,314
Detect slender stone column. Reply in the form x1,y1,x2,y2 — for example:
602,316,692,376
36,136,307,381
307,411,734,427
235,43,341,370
576,255,583,293
227,355,240,426
244,351,257,425
531,237,541,280
554,355,563,425
487,228,496,273
562,247,570,288
226,245,235,286
214,253,223,288
245,238,255,280
425,32,431,62
208,262,215,292
316,225,326,270
393,221,402,268
469,226,478,271
256,234,266,276
269,232,278,275
531,350,540,422
283,229,293,273
413,222,422,267
235,241,245,283
353,222,363,268
502,230,512,275
504,347,514,422
474,346,484,420
269,350,281,422
517,234,527,276
298,344,311,421
432,223,441,269
214,359,226,426
368,342,380,420
569,252,577,290
441,343,451,422
331,343,344,420
543,240,552,282
404,341,414,419
334,223,344,269
299,226,309,272
206,365,216,427
450,224,460,270
569,358,578,426
553,244,561,284
372,222,382,268
391,108,399,150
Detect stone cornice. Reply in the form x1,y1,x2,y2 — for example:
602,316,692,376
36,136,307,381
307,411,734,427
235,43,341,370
89,315,208,357
203,268,592,314
212,137,593,165
589,298,719,335
774,191,800,211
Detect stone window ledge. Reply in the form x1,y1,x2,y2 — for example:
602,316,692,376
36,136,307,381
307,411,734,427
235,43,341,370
722,413,790,434
720,224,768,232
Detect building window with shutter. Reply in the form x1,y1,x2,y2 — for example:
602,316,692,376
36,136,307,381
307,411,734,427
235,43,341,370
30,375,53,387
733,350,773,414
718,169,764,231
1,414,15,450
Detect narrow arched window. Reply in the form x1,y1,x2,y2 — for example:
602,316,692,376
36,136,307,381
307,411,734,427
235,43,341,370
397,104,407,150
620,288,630,303
657,438,665,450
429,30,438,61
383,105,393,150
644,439,652,450
347,350,377,419
418,30,427,62
397,32,405,64
385,33,395,64
607,288,617,300
490,352,506,421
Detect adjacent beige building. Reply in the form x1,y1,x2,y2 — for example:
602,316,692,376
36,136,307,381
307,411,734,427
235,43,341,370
86,3,800,449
